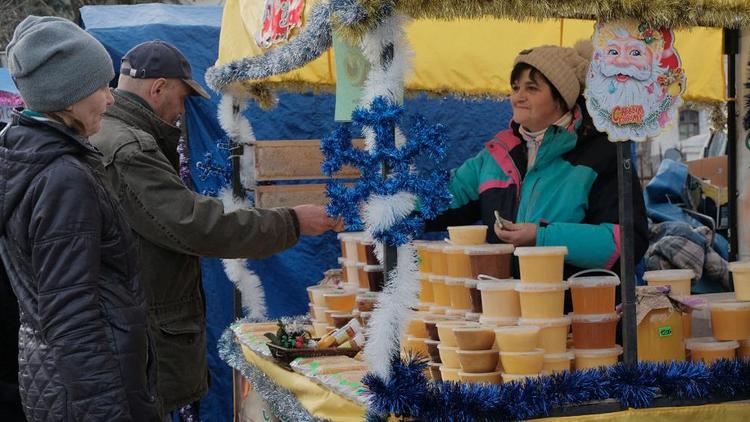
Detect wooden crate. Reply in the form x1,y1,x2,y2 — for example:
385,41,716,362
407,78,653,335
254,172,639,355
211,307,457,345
255,184,330,208
254,139,364,181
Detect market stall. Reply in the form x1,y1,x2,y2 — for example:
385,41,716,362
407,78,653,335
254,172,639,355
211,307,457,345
208,0,750,420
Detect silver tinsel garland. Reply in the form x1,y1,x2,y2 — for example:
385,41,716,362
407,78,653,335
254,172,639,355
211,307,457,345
218,326,328,422
205,2,333,93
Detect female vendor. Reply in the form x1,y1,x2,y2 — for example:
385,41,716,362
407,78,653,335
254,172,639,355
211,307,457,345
425,42,649,277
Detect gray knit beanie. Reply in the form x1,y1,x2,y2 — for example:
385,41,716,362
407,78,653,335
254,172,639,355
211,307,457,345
6,16,114,112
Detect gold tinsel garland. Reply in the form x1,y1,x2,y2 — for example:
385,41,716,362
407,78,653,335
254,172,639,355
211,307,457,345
334,0,750,41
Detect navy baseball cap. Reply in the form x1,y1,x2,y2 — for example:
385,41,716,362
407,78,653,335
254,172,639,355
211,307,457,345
121,40,210,99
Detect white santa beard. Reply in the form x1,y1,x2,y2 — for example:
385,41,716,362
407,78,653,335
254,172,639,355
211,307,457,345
587,62,671,141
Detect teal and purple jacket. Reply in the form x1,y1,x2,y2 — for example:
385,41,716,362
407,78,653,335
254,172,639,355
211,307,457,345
426,102,648,275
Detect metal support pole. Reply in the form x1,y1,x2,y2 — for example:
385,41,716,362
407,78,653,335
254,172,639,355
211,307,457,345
725,28,739,262
617,141,638,365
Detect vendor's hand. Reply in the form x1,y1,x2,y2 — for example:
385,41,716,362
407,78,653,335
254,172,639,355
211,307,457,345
494,221,537,246
293,204,342,236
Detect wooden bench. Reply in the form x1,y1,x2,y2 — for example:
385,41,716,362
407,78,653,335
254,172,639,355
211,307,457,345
253,139,363,208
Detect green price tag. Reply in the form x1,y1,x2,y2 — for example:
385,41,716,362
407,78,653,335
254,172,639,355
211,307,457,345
658,326,672,337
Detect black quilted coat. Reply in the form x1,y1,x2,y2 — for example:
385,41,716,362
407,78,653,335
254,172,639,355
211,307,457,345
0,112,160,421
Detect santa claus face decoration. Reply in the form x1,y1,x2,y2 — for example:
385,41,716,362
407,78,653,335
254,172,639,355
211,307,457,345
585,21,686,142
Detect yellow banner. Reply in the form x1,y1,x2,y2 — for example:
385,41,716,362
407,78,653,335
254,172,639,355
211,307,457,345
216,0,725,101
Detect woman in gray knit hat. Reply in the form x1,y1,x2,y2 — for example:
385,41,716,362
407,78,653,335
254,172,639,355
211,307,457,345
426,42,648,284
0,16,160,421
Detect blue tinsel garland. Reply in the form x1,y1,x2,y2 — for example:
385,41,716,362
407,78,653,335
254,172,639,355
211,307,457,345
362,357,750,421
321,96,451,246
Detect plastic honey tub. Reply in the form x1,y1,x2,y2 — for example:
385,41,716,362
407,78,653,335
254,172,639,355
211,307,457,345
515,282,568,318
363,265,385,292
425,339,441,363
445,277,472,310
323,290,357,311
729,262,750,300
312,306,329,322
361,239,378,265
541,352,574,374
430,275,452,307
464,279,483,313
307,285,338,306
338,258,350,284
312,321,330,337
423,314,463,341
478,279,520,318
356,263,369,289
403,336,429,357
568,271,620,315
337,233,349,259
642,269,695,296
494,326,540,352
428,362,442,381
436,321,477,346
439,366,461,381
444,245,473,278
407,312,431,338
338,232,362,262
709,300,750,340
464,244,514,279
458,370,502,384
342,261,360,288
457,349,500,373
447,225,487,245
454,326,496,350
426,243,449,276
413,240,433,273
437,344,461,368
570,313,619,349
739,339,750,360
518,316,571,353
428,305,448,315
637,308,686,363
499,348,545,374
514,246,568,283
417,272,434,303
445,309,468,319
685,338,738,365
479,315,519,327
572,346,622,369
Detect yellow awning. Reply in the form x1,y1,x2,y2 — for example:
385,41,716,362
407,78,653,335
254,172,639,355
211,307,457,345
215,0,725,102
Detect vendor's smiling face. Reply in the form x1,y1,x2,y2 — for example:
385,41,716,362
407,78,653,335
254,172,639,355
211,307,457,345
510,68,563,132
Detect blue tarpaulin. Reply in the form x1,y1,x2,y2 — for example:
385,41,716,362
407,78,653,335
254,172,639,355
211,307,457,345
81,4,511,420
0,68,19,94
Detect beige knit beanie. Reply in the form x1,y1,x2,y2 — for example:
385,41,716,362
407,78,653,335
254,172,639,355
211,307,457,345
514,40,594,109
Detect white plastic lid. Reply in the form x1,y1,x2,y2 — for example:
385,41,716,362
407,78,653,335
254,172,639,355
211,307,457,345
464,279,479,288
729,261,750,272
569,313,620,323
428,305,449,314
685,338,739,351
446,309,469,317
502,373,537,382
424,339,440,346
337,232,360,240
439,365,460,373
642,269,695,281
463,244,515,255
360,239,375,246
514,246,568,257
465,311,481,321
572,345,623,357
359,311,372,316
453,325,494,333
416,272,430,279
515,282,568,292
709,300,750,311
429,275,446,282
543,352,574,362
444,276,468,285
343,260,360,268
443,245,467,253
436,320,477,329
568,276,620,288
422,313,462,323
355,262,367,268
357,292,380,300
323,290,355,297
478,280,519,291
456,349,499,355
494,325,540,335
479,315,519,325
518,316,572,327
363,265,383,272
499,348,545,356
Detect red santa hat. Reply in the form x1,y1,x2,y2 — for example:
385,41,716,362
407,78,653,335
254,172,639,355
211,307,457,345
659,28,679,70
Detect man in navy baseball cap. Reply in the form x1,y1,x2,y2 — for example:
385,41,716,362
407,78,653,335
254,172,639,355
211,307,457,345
121,40,210,100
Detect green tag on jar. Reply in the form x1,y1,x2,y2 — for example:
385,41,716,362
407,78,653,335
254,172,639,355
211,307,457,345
658,326,672,337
